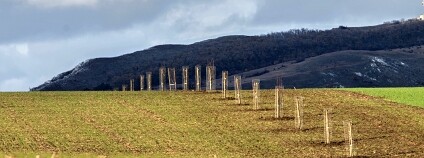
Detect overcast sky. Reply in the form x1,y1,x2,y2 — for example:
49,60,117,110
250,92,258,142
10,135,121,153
0,0,423,91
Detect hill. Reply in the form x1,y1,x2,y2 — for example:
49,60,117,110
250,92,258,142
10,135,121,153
231,46,424,89
32,20,424,91
1,90,424,157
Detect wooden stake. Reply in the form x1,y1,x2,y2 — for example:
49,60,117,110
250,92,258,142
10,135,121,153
129,79,134,91
195,65,201,91
146,72,152,91
234,75,242,104
159,67,166,91
182,66,189,91
140,75,145,91
324,109,331,144
295,96,304,130
344,121,354,157
252,79,260,110
274,86,283,118
206,65,216,92
122,85,127,91
167,68,176,91
222,71,228,98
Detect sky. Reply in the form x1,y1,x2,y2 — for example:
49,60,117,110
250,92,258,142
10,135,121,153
0,0,423,92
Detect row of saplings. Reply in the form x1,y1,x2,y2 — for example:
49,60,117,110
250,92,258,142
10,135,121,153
123,65,356,157
235,79,355,157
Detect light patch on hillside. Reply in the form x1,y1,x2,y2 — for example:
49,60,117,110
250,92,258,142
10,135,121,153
371,57,389,66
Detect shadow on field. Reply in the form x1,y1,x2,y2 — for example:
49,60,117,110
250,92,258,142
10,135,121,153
263,126,322,133
257,116,295,121
213,97,236,100
355,135,389,142
264,128,299,133
191,91,221,94
308,141,371,158
301,126,321,132
237,107,274,112
226,103,251,106
381,150,420,157
309,140,345,147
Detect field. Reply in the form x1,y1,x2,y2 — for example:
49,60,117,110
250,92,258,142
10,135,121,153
345,87,424,107
1,89,424,157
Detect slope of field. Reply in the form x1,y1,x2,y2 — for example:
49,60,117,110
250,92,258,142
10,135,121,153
345,87,424,107
1,90,424,157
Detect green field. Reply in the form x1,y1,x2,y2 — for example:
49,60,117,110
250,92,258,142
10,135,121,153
1,89,424,157
345,87,424,107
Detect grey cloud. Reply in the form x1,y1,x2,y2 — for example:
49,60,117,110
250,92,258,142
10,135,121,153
0,0,174,44
253,0,422,26
0,0,423,91
2,0,422,45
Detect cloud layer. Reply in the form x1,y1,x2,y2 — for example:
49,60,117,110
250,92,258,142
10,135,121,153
0,0,423,91
26,0,98,8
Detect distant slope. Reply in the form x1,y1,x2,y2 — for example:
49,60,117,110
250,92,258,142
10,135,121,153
32,20,424,91
232,46,424,88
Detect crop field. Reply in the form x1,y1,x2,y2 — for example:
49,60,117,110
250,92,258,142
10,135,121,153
345,87,424,107
1,89,424,157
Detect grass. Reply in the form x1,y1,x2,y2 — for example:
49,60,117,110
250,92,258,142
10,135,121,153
344,87,424,107
0,89,424,157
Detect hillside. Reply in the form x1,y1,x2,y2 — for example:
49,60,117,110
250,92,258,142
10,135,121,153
229,46,424,89
1,90,424,157
32,20,424,91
